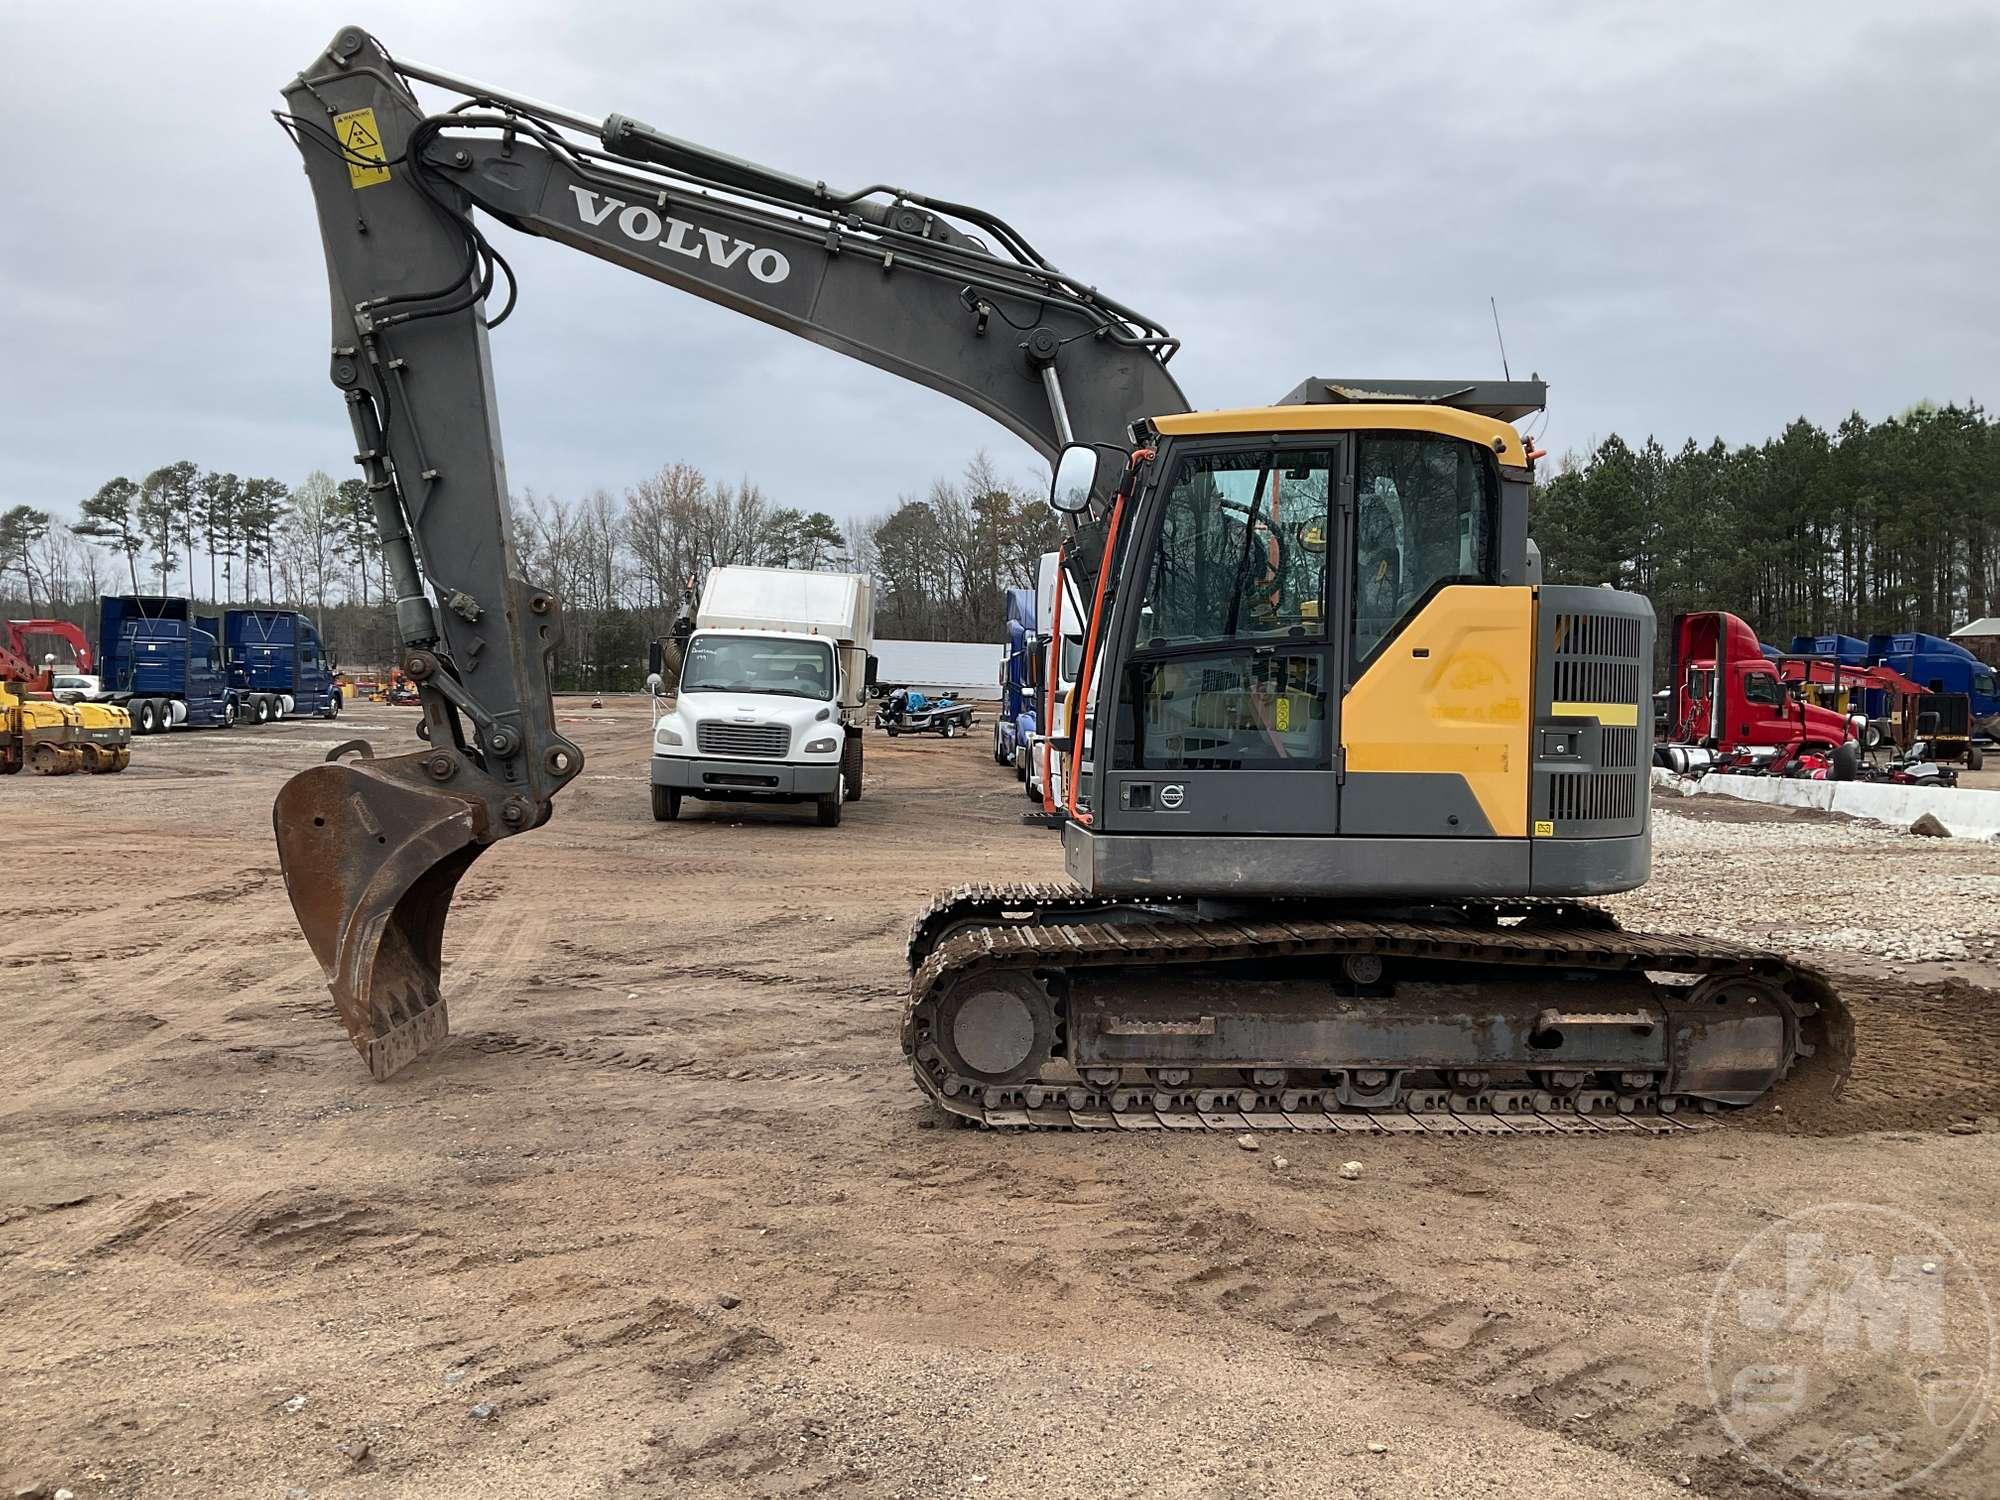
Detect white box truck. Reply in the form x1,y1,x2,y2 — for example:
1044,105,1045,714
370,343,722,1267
650,566,876,826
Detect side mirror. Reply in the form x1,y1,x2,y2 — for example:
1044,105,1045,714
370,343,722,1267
646,672,663,696
1049,442,1117,515
647,640,664,677
1024,635,1043,691
865,654,879,688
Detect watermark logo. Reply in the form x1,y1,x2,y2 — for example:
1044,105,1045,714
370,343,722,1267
1703,1203,1996,1496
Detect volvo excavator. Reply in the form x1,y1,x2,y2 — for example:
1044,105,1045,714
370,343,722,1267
273,27,1853,1128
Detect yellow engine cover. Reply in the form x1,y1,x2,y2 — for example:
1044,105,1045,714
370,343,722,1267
1340,586,1532,837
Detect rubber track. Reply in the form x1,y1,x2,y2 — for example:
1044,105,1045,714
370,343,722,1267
901,883,1851,1133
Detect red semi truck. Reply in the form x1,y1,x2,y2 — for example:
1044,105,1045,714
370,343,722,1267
1667,611,1861,778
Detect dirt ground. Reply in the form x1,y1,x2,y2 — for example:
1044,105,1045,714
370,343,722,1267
4,698,1998,1500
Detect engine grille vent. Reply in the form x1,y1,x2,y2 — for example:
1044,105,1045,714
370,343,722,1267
696,721,790,759
1551,610,1645,705
1549,771,1638,825
1600,726,1640,769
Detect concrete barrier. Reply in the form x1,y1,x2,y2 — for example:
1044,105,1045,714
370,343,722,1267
1652,767,2000,838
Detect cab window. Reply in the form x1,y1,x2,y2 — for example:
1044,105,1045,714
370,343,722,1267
1743,670,1783,706
1351,434,1494,668
1133,449,1332,648
1116,447,1333,772
1121,650,1327,770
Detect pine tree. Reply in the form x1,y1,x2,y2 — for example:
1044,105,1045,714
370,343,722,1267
71,477,146,593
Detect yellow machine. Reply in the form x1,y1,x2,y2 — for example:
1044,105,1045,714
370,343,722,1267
2,626,131,774
0,678,131,776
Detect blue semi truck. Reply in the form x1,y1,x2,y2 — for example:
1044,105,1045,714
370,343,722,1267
223,608,341,723
992,585,1038,776
1866,632,1998,725
97,597,341,734
1787,628,1997,750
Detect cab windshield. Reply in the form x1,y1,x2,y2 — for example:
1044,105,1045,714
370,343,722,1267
682,634,833,699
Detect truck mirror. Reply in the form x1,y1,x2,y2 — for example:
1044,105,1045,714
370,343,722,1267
1024,635,1042,691
647,640,664,677
1049,442,1118,515
865,654,879,688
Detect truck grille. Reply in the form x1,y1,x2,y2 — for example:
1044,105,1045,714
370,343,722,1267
697,721,789,759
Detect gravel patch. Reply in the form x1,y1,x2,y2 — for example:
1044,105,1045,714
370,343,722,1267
1606,799,2000,965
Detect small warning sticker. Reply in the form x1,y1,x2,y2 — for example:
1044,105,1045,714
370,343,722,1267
1534,819,1555,838
333,106,391,189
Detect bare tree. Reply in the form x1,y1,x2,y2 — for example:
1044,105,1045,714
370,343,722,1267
283,469,340,629
626,462,705,613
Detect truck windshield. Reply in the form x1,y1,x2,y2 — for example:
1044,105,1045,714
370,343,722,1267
682,636,832,699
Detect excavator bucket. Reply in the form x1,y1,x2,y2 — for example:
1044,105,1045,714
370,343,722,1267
273,750,492,1080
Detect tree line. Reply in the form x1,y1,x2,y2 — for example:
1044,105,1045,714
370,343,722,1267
2,452,1061,690
1534,401,1997,664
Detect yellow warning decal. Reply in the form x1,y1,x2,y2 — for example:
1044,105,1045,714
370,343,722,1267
1533,819,1555,838
333,107,391,189
1275,696,1292,732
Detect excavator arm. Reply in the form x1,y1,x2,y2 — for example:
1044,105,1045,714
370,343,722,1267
275,25,1187,1078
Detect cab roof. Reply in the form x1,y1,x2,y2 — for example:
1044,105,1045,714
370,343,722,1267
1151,403,1532,465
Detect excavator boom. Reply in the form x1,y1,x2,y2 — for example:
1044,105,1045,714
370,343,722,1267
276,25,1183,1077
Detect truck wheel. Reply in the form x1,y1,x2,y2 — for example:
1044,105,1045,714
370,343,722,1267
842,736,864,801
1968,745,1985,772
993,724,1005,764
252,696,272,725
886,727,900,738
1832,743,1860,781
221,698,238,729
817,778,845,827
133,699,157,734
651,785,680,822
325,692,341,720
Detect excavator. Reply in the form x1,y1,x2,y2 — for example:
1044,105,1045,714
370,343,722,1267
1,622,132,776
273,27,1853,1126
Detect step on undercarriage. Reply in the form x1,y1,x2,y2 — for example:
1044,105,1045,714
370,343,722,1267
902,884,1854,1133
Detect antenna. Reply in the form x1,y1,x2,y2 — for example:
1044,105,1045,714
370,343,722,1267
1489,297,1512,381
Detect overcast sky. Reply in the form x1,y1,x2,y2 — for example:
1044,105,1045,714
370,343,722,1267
5,1,1995,528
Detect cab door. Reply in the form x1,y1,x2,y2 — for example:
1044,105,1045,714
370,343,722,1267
1336,431,1520,839
1736,661,1791,743
1102,439,1342,836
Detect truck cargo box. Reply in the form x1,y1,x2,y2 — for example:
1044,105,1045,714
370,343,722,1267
697,566,874,650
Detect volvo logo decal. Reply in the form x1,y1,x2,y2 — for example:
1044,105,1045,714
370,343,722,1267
1159,783,1186,810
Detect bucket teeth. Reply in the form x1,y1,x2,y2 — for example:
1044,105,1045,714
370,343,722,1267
273,750,490,1079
